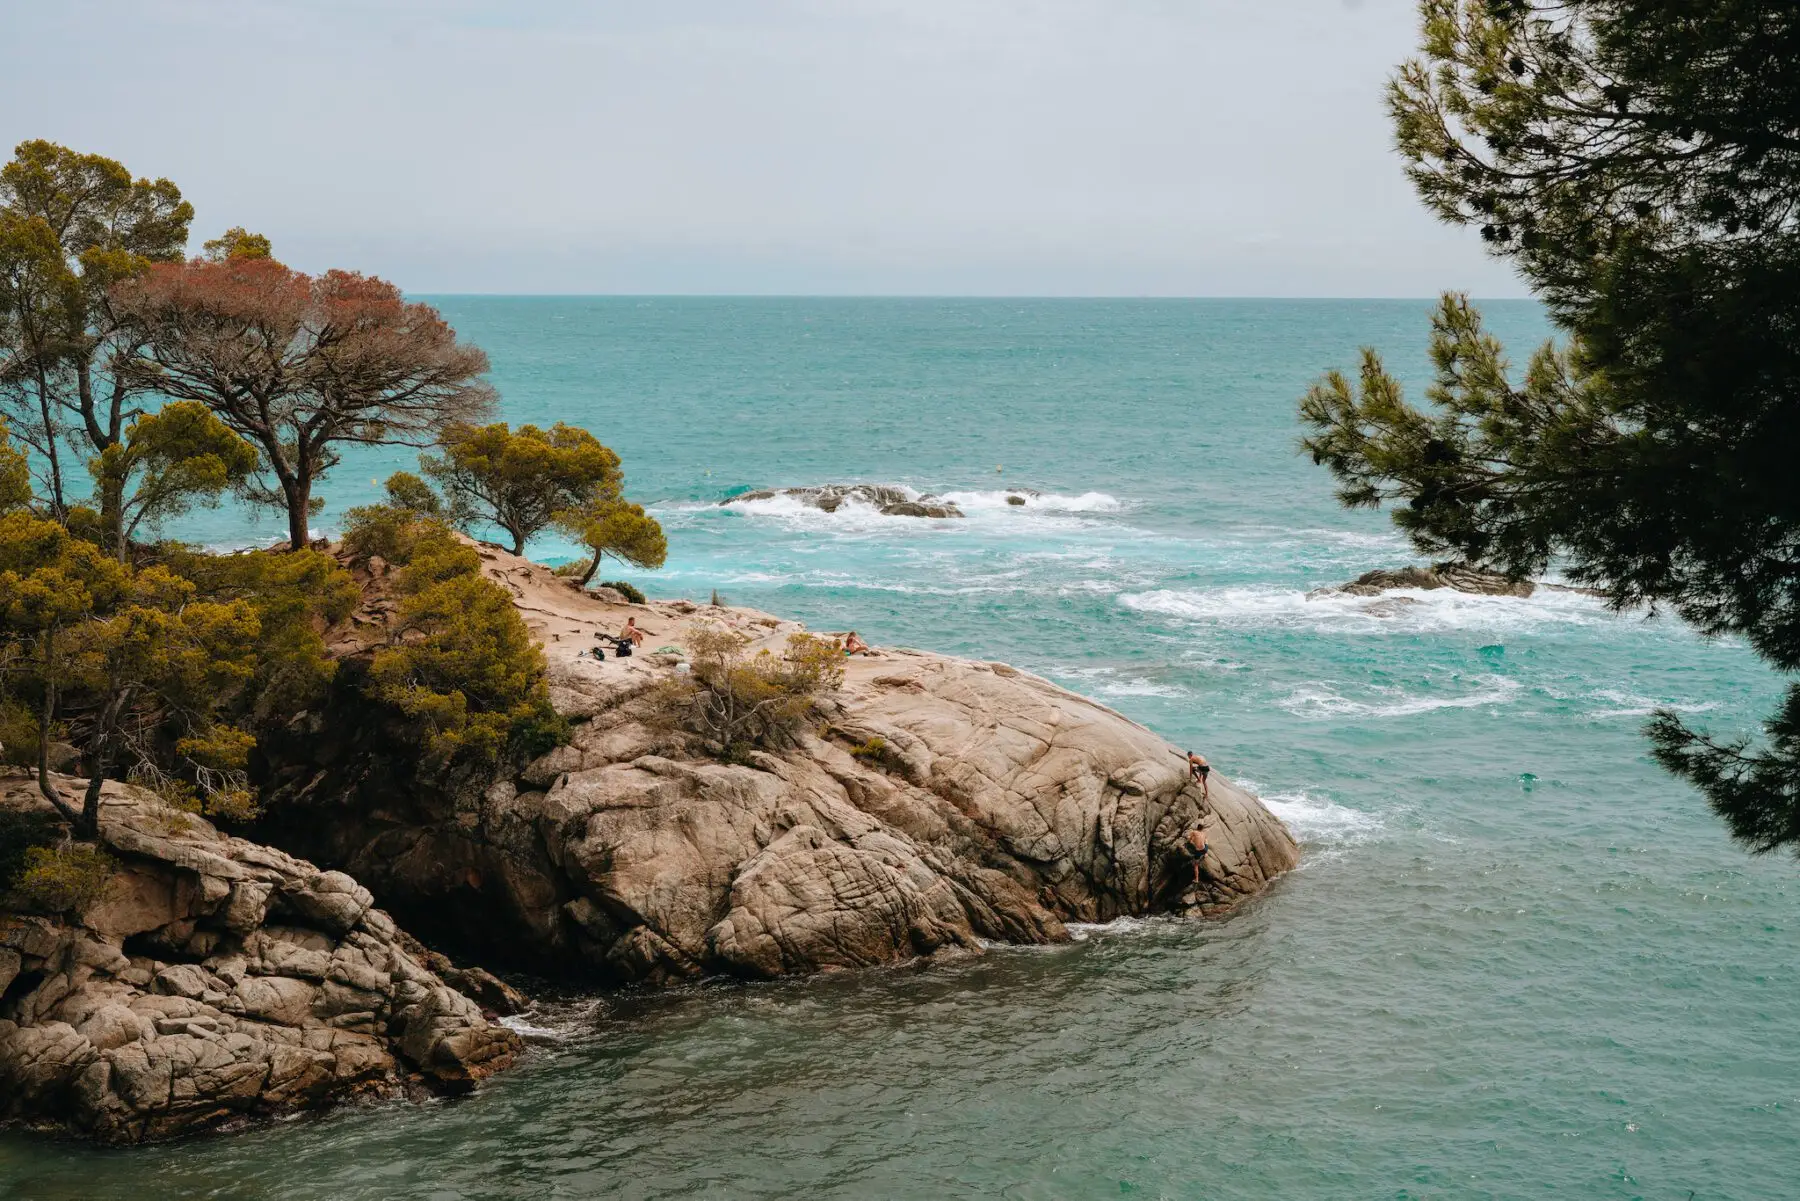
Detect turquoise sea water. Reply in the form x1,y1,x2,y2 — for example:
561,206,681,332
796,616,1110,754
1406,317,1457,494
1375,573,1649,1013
3,299,1796,1199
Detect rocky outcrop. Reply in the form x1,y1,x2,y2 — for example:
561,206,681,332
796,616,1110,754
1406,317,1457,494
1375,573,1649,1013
259,546,1300,986
723,484,964,519
1313,562,1536,599
0,772,518,1144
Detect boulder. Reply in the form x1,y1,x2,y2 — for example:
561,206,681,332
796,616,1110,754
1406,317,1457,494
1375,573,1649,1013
0,773,519,1144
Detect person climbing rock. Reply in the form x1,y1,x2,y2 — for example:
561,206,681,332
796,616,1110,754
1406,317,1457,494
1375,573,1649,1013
1182,751,1210,798
1181,824,1211,888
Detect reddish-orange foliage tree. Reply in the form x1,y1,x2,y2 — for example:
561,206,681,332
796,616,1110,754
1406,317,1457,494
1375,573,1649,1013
114,259,495,549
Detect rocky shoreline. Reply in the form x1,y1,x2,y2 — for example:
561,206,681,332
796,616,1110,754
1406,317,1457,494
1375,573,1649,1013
0,773,519,1144
3,543,1300,1142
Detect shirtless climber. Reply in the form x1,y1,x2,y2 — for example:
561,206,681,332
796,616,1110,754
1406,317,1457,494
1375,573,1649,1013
1181,824,1211,887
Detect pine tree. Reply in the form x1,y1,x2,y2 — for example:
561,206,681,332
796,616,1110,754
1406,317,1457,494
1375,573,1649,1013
1300,1,1800,852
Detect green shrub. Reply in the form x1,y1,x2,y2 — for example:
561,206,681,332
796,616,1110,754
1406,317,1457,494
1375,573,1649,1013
849,736,887,760
660,626,844,755
342,504,432,566
11,844,114,915
369,542,565,769
340,473,455,567
0,699,37,767
0,808,61,892
600,580,647,604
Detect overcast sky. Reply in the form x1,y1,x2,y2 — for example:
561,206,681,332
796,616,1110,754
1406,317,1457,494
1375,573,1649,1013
1,0,1524,296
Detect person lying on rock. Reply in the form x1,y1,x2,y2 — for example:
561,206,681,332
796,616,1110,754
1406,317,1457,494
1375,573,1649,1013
842,630,876,656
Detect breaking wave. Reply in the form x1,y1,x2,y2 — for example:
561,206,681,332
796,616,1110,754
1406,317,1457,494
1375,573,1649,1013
662,485,1126,532
1236,781,1386,848
1584,689,1722,719
1277,675,1523,720
1119,583,1626,636
935,488,1124,513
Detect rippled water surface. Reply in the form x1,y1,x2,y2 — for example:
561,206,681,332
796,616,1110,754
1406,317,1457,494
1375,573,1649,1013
4,299,1795,1199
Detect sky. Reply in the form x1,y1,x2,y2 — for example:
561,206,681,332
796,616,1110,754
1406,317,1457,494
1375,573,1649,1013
0,0,1525,297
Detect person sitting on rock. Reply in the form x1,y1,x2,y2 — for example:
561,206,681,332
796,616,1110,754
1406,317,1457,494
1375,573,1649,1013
620,616,648,647
842,630,875,656
1186,751,1210,798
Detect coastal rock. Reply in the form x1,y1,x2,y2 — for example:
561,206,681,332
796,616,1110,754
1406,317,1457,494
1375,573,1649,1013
0,773,518,1144
722,484,965,519
1311,561,1536,599
260,547,1300,986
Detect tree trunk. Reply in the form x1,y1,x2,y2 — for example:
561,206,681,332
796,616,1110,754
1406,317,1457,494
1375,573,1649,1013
511,531,526,556
80,772,107,836
32,366,66,520
106,482,128,562
34,629,82,829
78,690,131,837
284,475,312,550
578,549,602,587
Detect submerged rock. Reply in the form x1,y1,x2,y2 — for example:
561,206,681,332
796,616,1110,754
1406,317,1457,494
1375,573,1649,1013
0,773,518,1144
1358,596,1423,618
259,547,1300,987
722,484,965,519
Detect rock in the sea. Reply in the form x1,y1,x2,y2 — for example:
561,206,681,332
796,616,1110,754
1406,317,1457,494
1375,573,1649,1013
879,501,962,518
1358,596,1423,618
258,551,1300,987
722,485,964,519
0,773,518,1144
1314,561,1536,599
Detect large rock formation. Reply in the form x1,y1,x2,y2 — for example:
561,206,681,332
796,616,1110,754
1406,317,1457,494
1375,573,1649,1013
259,546,1300,986
722,484,964,519
0,773,518,1144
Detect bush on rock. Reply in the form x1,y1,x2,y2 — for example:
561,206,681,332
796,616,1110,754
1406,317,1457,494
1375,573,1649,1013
658,625,843,758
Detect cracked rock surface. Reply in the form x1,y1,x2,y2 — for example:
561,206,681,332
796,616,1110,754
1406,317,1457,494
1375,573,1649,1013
0,773,518,1144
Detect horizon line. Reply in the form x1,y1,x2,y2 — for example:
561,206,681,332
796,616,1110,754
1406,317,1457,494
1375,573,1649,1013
405,292,1541,302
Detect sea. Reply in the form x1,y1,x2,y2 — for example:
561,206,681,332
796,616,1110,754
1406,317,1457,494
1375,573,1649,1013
2,298,1794,1199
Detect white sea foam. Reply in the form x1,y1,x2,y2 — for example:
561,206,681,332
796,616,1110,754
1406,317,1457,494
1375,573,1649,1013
1237,782,1385,847
1585,689,1722,719
1277,674,1522,720
1120,583,1624,636
1057,666,1193,699
499,998,607,1044
936,488,1124,514
1065,915,1176,941
666,486,1127,535
499,1014,573,1043
1094,679,1192,698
